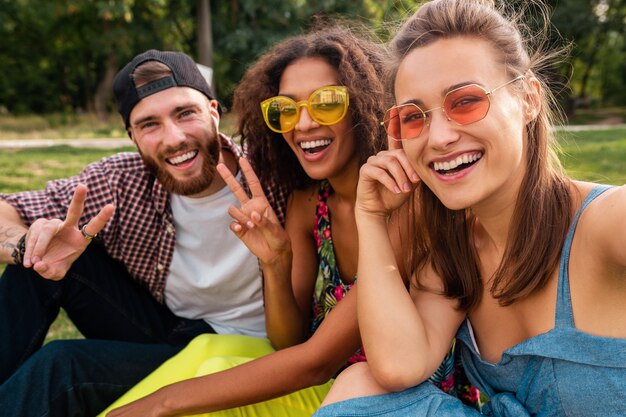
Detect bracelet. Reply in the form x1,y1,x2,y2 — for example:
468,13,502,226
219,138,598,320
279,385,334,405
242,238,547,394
11,233,26,266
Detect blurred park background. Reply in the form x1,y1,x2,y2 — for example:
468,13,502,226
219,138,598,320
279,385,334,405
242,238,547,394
0,0,625,340
1,0,625,133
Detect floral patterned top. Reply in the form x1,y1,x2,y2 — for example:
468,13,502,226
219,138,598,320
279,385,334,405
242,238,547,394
311,180,365,365
309,181,483,409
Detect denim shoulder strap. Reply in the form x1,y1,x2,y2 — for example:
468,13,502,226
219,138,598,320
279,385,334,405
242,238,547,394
555,185,613,328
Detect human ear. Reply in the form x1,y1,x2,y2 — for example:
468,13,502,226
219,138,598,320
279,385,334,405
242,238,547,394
209,99,221,130
523,77,541,124
127,128,136,144
211,114,220,131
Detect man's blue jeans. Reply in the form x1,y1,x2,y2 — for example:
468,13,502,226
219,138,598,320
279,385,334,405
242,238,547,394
0,243,214,417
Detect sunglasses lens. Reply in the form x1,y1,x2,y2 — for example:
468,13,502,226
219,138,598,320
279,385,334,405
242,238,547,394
309,87,348,125
264,98,297,133
261,86,349,134
444,85,490,125
384,104,425,140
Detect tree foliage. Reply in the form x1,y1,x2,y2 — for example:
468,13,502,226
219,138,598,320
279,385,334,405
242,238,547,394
0,0,623,118
548,0,626,109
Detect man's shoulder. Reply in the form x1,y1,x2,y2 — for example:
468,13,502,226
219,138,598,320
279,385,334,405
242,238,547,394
220,132,242,158
85,152,158,195
91,151,154,181
98,151,146,171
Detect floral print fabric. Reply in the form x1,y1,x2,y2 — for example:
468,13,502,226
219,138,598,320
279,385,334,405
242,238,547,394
311,180,364,365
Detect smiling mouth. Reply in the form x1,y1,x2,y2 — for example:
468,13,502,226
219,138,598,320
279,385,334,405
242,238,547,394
166,150,198,166
299,139,332,154
432,152,483,175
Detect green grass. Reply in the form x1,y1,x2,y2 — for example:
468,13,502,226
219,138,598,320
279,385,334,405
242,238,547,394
558,128,626,184
0,146,134,193
0,127,625,343
0,113,127,140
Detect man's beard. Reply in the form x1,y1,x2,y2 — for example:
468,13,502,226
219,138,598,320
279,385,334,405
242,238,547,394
140,134,221,196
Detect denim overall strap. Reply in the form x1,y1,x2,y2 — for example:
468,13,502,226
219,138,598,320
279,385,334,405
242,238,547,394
555,185,612,328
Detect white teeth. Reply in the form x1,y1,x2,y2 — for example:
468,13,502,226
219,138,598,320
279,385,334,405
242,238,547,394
168,151,197,165
299,139,332,150
434,152,483,172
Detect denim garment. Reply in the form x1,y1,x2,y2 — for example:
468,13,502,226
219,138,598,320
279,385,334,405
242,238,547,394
314,185,626,417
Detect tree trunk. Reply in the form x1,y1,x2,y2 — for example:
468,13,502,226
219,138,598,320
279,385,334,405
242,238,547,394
197,0,215,96
94,49,118,123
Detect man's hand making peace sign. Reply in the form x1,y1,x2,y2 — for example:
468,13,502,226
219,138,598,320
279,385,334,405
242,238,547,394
21,184,115,280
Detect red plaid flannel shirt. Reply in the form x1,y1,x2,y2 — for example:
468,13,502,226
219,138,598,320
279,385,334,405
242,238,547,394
0,134,287,303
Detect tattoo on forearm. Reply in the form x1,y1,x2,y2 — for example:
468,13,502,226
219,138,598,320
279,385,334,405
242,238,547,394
1,242,16,251
0,226,21,243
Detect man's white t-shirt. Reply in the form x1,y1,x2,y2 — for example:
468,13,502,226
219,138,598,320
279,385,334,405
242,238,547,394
164,179,266,337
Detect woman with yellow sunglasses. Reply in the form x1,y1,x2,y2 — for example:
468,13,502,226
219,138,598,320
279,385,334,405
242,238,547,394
314,1,626,416
233,31,386,353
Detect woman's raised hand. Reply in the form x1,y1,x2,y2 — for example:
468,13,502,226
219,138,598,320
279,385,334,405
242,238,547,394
355,142,420,219
217,158,291,266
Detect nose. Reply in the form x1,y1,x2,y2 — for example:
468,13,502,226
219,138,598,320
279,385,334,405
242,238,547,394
426,109,459,150
162,119,186,147
294,105,320,132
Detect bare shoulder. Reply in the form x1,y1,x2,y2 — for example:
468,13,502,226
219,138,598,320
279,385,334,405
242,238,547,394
573,181,626,267
573,181,626,224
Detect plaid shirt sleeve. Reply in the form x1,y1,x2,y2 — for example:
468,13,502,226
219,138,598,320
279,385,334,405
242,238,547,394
262,176,288,226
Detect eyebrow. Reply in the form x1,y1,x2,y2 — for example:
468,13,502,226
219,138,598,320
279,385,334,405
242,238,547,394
131,102,201,127
277,85,336,100
398,80,483,106
131,115,156,127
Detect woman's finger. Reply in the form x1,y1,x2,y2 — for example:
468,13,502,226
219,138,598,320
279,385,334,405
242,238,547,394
238,158,266,199
360,162,404,195
227,205,254,229
217,163,250,204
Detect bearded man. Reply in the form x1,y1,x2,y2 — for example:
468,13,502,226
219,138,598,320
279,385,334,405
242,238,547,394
0,50,286,416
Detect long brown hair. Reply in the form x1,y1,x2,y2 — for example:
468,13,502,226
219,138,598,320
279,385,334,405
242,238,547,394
394,0,572,310
232,23,388,193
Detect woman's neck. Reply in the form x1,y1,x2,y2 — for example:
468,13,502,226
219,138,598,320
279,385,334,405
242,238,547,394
472,165,526,253
326,158,360,204
472,207,514,255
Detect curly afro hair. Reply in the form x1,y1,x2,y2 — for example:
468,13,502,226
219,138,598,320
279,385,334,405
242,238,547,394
232,23,389,194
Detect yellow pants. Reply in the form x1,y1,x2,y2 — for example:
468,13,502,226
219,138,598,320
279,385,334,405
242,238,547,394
98,334,333,417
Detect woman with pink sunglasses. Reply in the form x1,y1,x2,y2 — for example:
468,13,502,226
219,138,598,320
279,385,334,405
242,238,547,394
314,1,626,416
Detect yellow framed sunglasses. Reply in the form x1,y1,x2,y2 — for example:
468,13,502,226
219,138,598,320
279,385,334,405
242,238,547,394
260,85,349,133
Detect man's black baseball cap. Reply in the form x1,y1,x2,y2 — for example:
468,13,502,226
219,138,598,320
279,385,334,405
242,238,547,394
113,49,216,128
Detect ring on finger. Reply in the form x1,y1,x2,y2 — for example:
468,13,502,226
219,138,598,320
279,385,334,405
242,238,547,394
80,224,98,241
